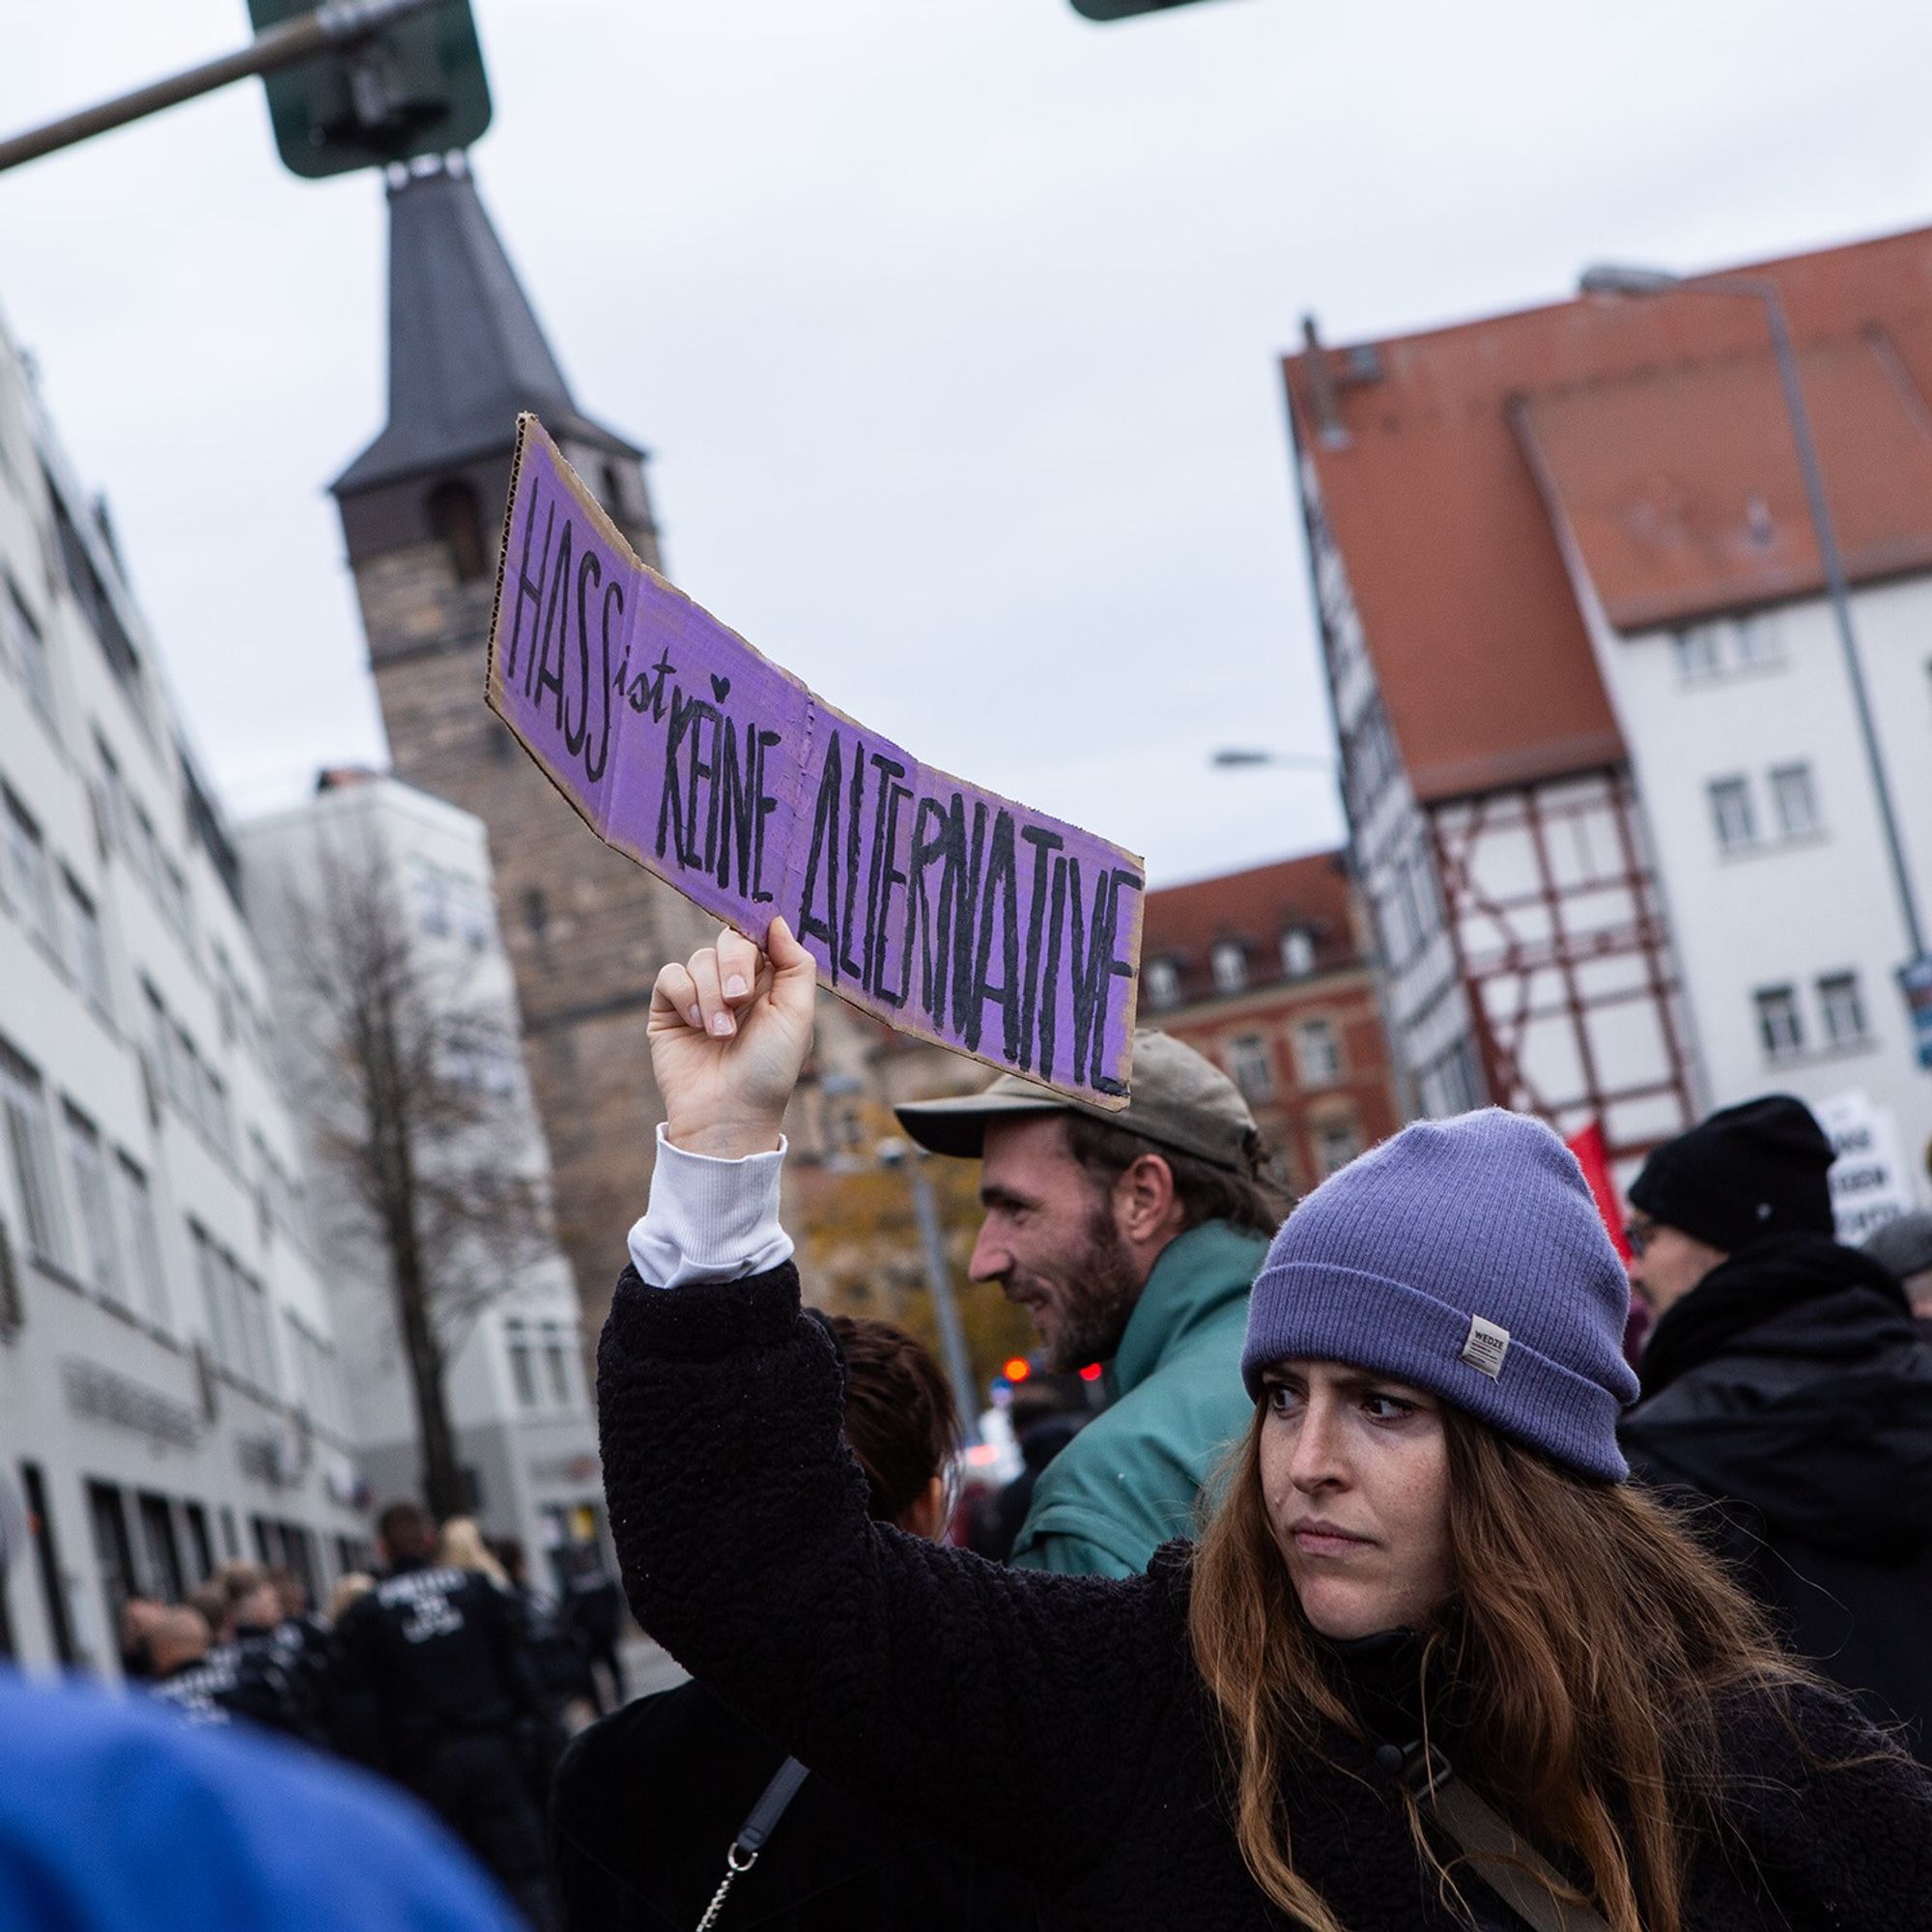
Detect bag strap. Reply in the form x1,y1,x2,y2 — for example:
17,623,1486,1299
692,1756,810,1932
1397,1744,1612,1932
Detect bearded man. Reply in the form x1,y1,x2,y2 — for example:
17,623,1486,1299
897,1032,1287,1576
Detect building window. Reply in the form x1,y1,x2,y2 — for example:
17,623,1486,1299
1279,928,1316,979
183,1503,213,1584
1769,763,1820,839
427,479,489,583
203,1067,234,1159
443,1020,518,1097
142,980,174,1111
2,575,57,732
450,875,491,951
62,1105,124,1306
85,1481,136,1637
1226,1034,1275,1103
1753,985,1804,1060
1209,940,1248,996
542,1323,572,1406
1294,1017,1342,1089
411,857,452,938
3,789,62,958
94,735,133,857
19,1464,79,1666
189,1222,230,1369
601,463,629,521
63,872,112,1020
211,946,238,1047
233,1265,274,1393
136,1493,185,1604
1397,845,1435,949
159,858,193,950
115,1153,169,1330
287,1314,344,1436
1707,776,1756,852
171,1025,198,1122
505,1319,538,1407
46,471,141,693
1671,625,1721,679
1144,958,1180,1010
1315,1118,1362,1178
1817,972,1867,1048
1734,612,1780,668
0,1038,71,1269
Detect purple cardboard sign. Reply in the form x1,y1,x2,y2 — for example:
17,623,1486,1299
486,415,1143,1106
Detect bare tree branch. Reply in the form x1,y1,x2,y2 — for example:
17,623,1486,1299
271,827,548,1519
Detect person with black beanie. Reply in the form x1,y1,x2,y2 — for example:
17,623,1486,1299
1620,1094,1932,1757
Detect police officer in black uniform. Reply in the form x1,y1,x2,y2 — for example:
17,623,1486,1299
147,1604,314,1740
261,1564,338,1735
333,1502,558,1929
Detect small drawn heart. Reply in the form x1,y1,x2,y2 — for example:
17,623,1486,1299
710,673,731,703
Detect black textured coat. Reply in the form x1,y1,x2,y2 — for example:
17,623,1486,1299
553,1679,1039,1930
598,1262,1932,1930
1623,1235,1932,1756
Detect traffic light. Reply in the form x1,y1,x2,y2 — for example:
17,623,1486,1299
1069,0,1231,18
245,0,492,179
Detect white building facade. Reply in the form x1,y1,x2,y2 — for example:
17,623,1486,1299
1557,577,1932,1226
0,314,368,1676
1511,297,1932,1219
239,776,606,1587
1290,228,1932,1219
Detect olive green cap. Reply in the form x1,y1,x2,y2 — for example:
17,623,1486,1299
894,1029,1260,1173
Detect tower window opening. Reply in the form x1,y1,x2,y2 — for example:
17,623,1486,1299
427,478,488,582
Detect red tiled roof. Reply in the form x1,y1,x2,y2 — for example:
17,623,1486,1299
1517,330,1932,631
1142,851,1353,1005
1286,223,1932,803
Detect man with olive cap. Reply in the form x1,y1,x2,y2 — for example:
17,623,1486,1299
896,1030,1290,1577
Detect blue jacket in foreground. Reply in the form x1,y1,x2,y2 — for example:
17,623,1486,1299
0,1666,520,1931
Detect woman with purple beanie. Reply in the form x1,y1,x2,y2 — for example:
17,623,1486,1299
591,922,1932,1932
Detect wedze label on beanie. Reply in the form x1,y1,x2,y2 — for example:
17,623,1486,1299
1460,1315,1511,1379
484,414,1144,1108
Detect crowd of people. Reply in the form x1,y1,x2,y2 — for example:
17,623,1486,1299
105,1518,632,1927
8,910,1932,1930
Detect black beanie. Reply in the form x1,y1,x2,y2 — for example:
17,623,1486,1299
1627,1094,1836,1255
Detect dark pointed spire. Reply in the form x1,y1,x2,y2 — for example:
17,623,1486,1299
332,154,639,497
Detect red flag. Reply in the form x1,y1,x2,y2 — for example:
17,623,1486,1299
1566,1121,1631,1264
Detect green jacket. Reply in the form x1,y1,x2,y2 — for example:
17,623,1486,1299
1009,1220,1269,1578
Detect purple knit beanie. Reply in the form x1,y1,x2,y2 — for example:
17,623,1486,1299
1240,1109,1639,1481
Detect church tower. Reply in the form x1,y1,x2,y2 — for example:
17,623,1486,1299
332,153,708,1342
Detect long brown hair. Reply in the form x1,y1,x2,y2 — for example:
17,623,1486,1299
1188,1404,1820,1932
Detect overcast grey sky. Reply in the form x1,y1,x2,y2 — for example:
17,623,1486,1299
5,0,1932,885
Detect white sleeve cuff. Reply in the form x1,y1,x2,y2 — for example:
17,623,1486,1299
627,1123,794,1289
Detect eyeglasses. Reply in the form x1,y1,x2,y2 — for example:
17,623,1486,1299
1623,1217,1656,1259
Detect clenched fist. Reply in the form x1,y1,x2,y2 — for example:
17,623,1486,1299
649,918,817,1159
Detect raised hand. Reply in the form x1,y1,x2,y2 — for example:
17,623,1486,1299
648,918,817,1159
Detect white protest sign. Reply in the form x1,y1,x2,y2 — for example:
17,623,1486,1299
1816,1089,1915,1245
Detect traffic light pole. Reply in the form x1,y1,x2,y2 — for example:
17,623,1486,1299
896,1151,982,1446
0,0,437,176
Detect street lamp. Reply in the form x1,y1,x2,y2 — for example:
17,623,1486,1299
1579,261,1930,1009
1208,748,1334,771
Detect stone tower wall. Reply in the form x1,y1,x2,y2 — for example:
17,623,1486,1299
356,517,712,1343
